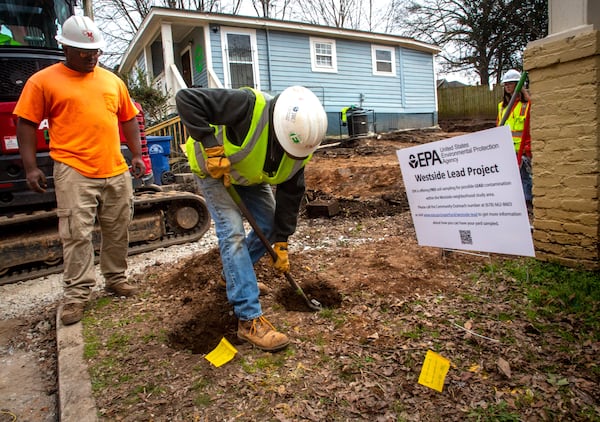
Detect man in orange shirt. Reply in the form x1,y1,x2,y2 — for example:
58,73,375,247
14,15,145,325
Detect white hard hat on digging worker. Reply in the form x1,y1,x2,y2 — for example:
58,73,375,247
55,15,106,50
501,69,522,85
273,86,328,158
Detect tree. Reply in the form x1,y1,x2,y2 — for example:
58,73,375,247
120,68,171,124
249,0,294,19
291,0,387,31
390,0,548,85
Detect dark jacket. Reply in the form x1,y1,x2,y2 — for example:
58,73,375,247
175,88,305,242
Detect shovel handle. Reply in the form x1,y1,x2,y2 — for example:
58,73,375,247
226,185,322,311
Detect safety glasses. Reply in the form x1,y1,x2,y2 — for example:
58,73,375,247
71,48,103,58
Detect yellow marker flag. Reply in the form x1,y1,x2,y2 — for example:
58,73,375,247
205,337,238,367
418,350,451,392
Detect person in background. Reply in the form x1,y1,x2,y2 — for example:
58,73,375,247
14,15,146,325
176,86,327,352
497,69,533,215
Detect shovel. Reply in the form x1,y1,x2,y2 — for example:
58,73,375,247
226,185,322,311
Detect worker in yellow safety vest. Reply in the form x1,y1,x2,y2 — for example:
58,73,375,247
176,86,327,352
497,69,532,213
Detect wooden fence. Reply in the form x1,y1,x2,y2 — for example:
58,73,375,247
437,85,503,120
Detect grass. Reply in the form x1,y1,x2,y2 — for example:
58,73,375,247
240,350,290,374
106,333,130,351
83,330,100,359
468,401,520,421
494,259,600,339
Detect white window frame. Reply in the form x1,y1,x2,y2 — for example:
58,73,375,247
221,27,260,90
372,45,396,76
310,37,337,73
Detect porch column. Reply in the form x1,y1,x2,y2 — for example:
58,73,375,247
160,21,177,114
523,0,600,269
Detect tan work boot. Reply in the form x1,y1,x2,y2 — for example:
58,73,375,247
218,274,269,296
60,302,85,325
238,316,289,351
105,281,139,297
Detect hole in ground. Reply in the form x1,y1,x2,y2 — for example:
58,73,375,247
276,279,342,311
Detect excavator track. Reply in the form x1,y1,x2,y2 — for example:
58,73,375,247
0,190,211,285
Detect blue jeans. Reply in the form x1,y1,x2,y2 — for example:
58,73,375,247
195,175,275,321
520,156,533,202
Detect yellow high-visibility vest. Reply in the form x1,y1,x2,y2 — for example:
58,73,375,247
497,100,530,153
186,88,309,185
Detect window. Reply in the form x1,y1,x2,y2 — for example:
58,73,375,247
372,45,396,76
151,39,164,77
310,37,337,73
221,28,259,89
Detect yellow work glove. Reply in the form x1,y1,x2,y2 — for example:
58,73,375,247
205,145,231,187
272,242,290,273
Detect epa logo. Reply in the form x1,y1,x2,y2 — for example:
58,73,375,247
408,150,442,168
408,154,419,168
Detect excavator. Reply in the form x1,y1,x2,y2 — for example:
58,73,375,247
0,0,211,284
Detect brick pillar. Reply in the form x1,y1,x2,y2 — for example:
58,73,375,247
524,29,600,269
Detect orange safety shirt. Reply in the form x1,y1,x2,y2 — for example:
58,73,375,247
14,63,140,178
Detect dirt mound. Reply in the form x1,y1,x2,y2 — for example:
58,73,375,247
150,249,343,355
439,118,496,133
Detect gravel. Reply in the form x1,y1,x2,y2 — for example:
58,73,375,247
0,226,218,320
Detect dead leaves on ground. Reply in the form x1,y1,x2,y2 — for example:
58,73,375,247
84,215,599,421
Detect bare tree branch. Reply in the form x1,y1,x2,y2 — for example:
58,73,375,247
291,0,373,29
391,0,547,85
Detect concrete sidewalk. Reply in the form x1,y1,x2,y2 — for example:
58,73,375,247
56,305,98,422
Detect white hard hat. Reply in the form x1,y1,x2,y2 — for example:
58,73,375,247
273,86,328,158
55,15,105,50
501,69,521,84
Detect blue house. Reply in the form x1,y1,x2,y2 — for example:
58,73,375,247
118,8,442,136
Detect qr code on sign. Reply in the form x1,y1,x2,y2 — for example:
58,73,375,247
459,230,472,245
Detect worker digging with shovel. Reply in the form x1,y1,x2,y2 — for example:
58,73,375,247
176,86,327,352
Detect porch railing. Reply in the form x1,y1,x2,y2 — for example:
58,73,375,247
145,64,224,174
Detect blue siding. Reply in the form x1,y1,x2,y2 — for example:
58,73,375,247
209,30,224,83
191,24,437,133
256,30,270,91
192,28,207,88
401,48,436,111
135,55,146,75
264,31,400,112
253,30,436,117
170,28,208,88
